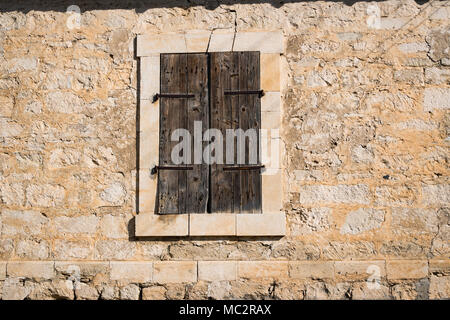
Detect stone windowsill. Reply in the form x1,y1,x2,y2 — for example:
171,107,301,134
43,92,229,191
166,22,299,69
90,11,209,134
135,213,286,237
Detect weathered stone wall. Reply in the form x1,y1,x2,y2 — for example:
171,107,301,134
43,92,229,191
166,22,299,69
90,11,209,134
0,0,449,299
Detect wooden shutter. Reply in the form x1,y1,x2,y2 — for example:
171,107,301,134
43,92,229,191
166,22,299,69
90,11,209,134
158,53,209,214
209,52,262,213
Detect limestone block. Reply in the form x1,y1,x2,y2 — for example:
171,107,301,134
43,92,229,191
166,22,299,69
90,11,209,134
237,213,285,236
7,261,55,280
139,130,159,170
198,261,237,281
153,261,197,283
52,240,92,260
189,214,236,236
142,286,166,300
135,214,188,237
0,95,13,117
137,34,186,56
422,184,450,206
75,283,99,300
140,99,159,133
185,30,210,52
138,169,158,213
233,32,283,53
429,275,450,299
1,209,48,236
208,31,234,52
100,214,129,239
120,284,140,300
387,260,428,280
424,88,450,112
429,260,450,275
299,184,370,205
16,239,49,259
261,53,280,91
111,262,152,282
334,260,386,281
94,240,137,260
1,278,31,300
340,208,385,235
55,262,109,280
54,215,99,235
261,174,283,213
238,261,288,279
261,111,281,130
289,261,334,280
0,261,6,280
261,91,281,112
140,55,159,100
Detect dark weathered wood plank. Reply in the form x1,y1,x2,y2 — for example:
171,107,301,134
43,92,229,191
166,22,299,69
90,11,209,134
210,52,230,213
247,52,262,213
158,54,179,214
177,54,188,214
187,53,209,213
230,52,241,213
238,52,251,213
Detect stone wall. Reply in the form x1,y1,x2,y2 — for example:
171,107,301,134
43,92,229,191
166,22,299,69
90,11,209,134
0,0,449,299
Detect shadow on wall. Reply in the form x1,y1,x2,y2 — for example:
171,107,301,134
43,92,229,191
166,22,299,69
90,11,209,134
0,0,430,13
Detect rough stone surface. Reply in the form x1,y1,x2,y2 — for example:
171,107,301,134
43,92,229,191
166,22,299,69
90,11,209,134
387,260,429,280
120,284,141,300
1,278,31,300
1,209,48,236
340,208,385,235
110,262,152,283
142,286,166,300
54,215,99,235
7,262,54,280
75,283,99,300
423,88,450,111
299,185,370,205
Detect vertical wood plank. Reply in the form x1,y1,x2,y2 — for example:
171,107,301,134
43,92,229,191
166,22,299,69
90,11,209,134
230,53,241,213
238,52,251,213
210,52,231,213
187,53,209,213
247,52,262,213
177,54,188,214
158,54,179,214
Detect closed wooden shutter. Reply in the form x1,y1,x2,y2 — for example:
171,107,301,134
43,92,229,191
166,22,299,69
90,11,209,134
209,52,262,213
158,53,209,214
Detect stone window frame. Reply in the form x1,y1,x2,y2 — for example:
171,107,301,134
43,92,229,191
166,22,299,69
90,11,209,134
135,31,285,237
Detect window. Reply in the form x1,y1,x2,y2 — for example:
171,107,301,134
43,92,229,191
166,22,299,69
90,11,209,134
136,31,285,237
156,52,262,214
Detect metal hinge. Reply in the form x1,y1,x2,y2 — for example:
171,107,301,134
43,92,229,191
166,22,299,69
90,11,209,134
224,90,265,98
152,93,195,103
222,165,265,171
151,165,194,175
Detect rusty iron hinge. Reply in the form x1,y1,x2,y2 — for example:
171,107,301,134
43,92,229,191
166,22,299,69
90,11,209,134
222,165,265,171
151,165,194,175
224,90,264,98
152,93,195,103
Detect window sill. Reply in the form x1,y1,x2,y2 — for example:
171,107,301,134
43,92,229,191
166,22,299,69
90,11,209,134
135,213,286,237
